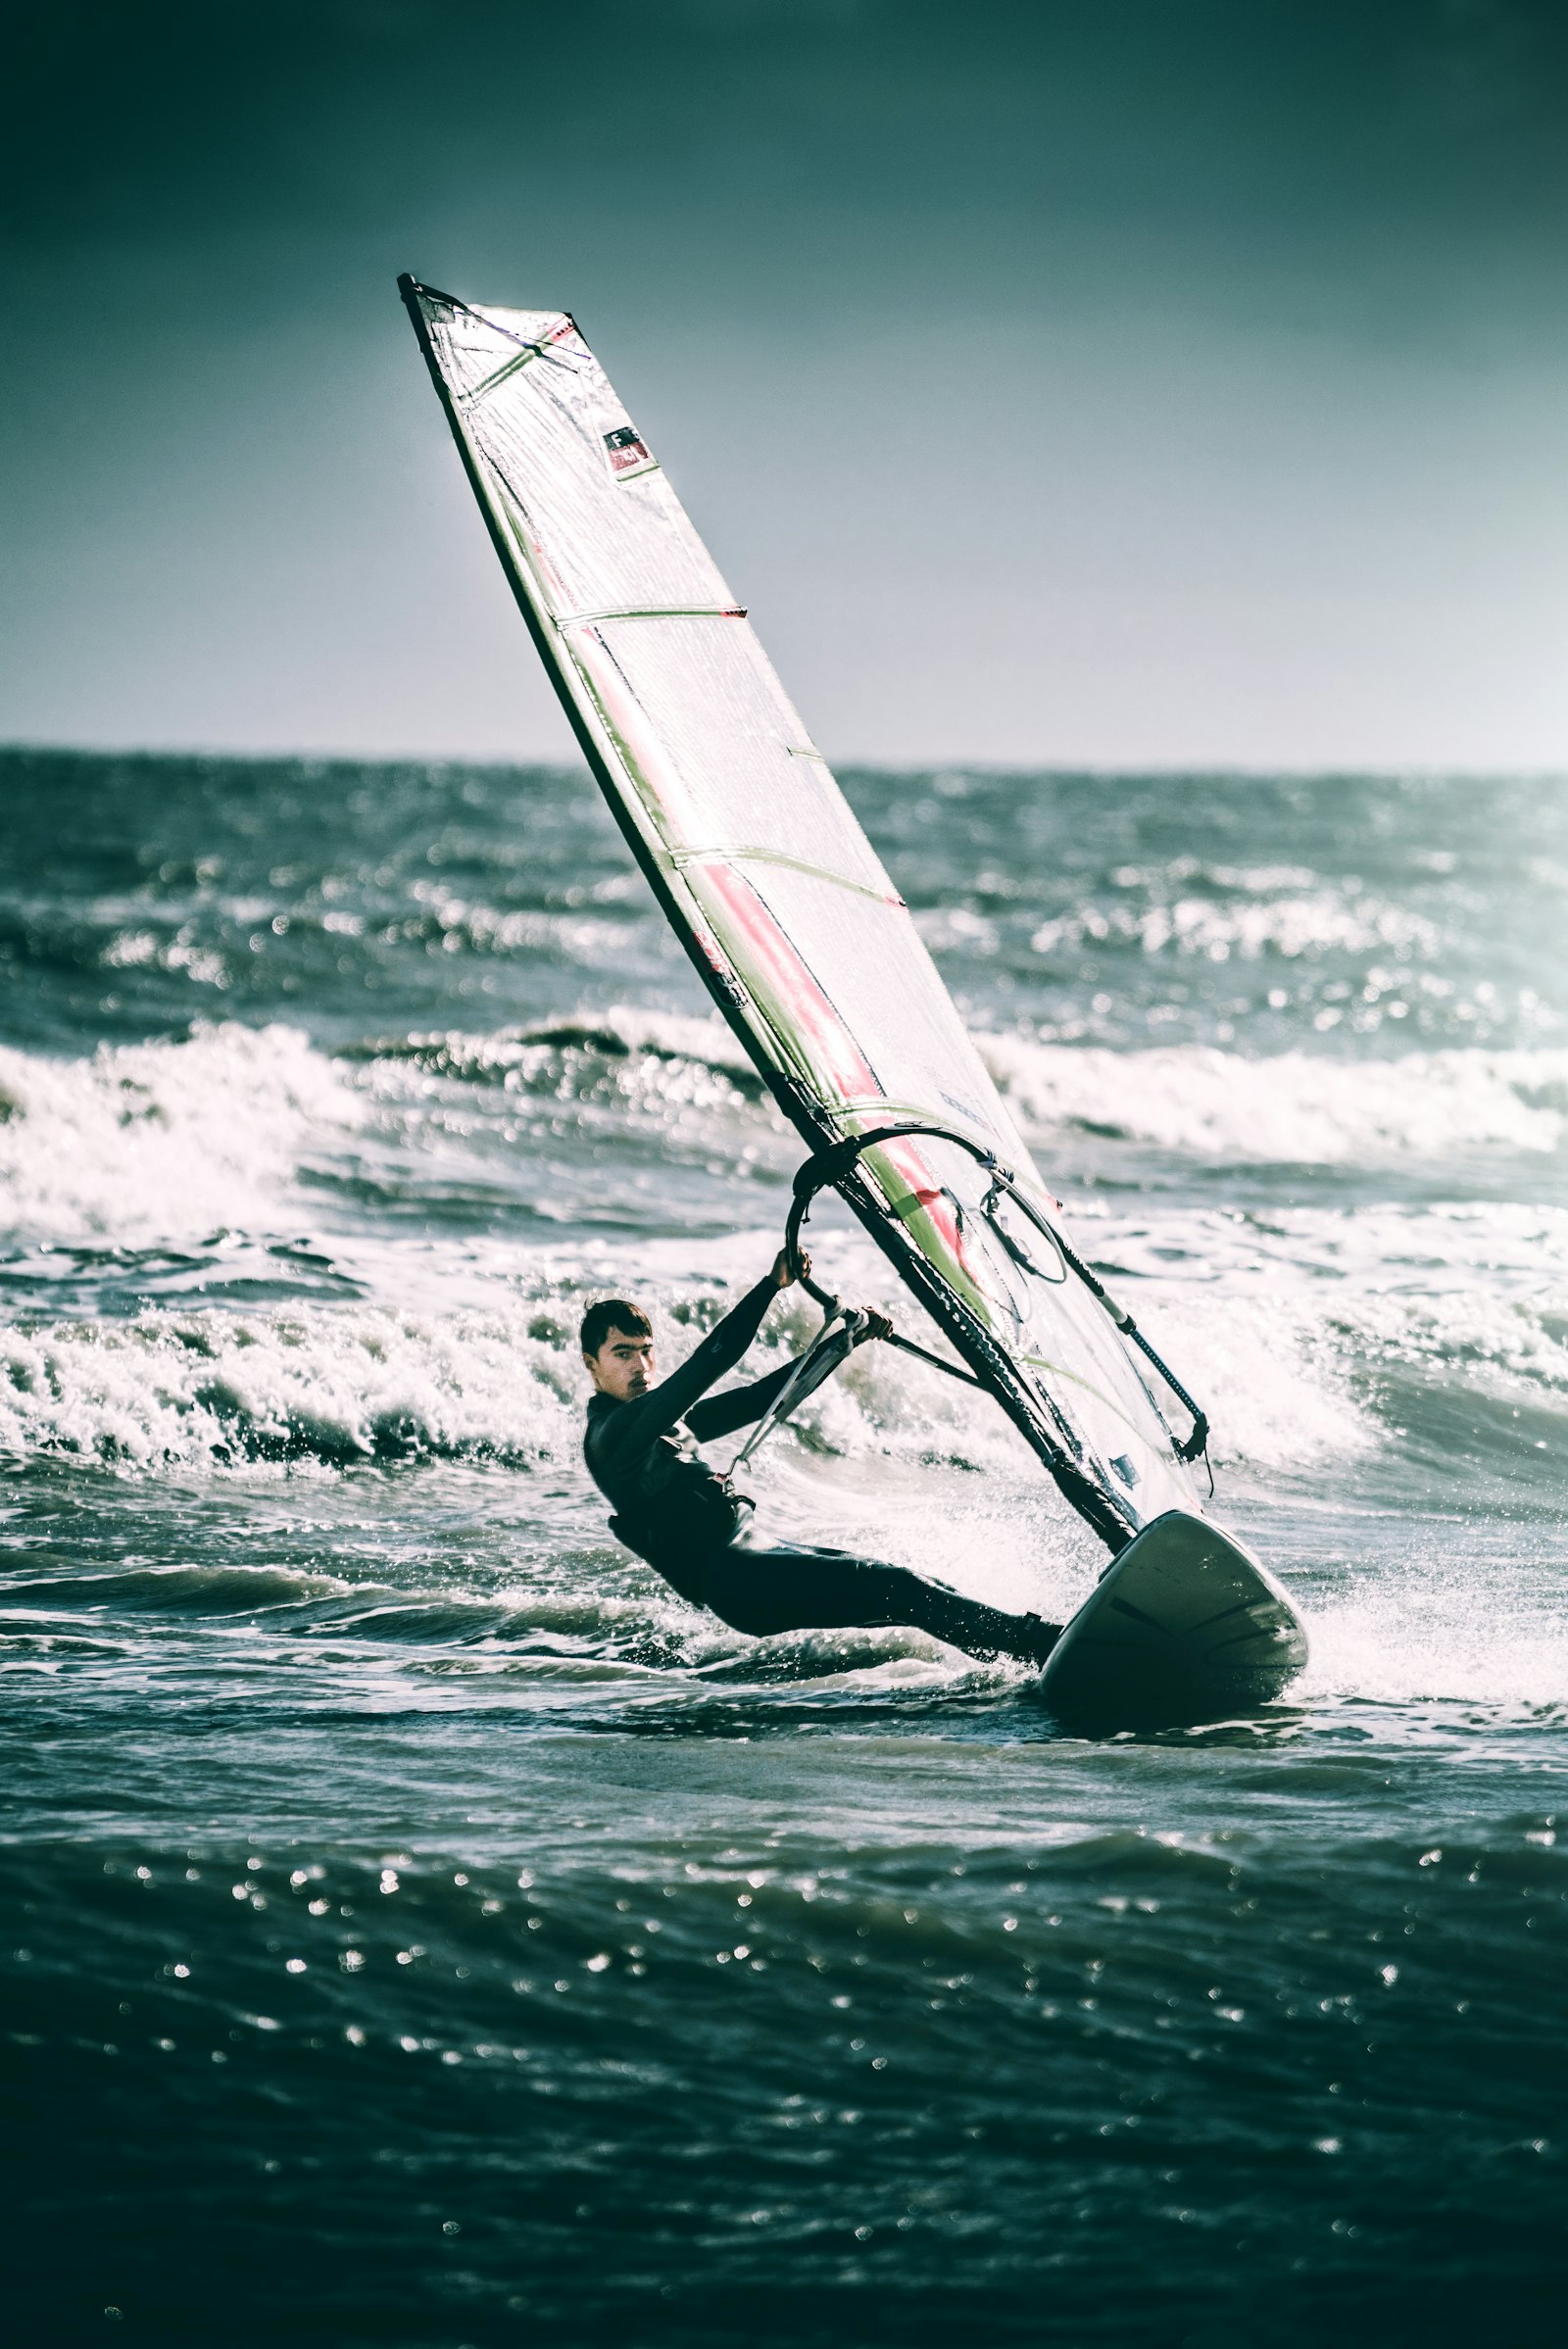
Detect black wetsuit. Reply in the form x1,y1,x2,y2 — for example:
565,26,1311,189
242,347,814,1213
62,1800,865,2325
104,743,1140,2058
584,1275,1059,1666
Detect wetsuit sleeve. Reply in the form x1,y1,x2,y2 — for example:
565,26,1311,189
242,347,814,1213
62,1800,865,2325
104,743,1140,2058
685,1354,801,1442
592,1275,779,1472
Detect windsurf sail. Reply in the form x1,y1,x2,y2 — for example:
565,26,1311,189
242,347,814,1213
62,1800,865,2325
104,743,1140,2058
399,275,1207,1553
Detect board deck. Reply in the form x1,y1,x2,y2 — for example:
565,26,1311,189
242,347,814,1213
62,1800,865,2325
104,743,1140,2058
1040,1509,1308,1730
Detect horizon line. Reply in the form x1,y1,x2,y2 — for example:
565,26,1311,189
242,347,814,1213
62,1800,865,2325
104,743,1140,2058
6,738,1566,786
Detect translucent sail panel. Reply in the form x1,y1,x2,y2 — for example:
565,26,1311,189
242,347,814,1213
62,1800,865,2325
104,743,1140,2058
418,300,735,622
896,1139,1197,1523
569,619,896,901
697,856,1020,1139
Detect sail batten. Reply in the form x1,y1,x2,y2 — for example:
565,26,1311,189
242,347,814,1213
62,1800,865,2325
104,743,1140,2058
666,848,905,907
399,272,1203,1550
555,607,748,627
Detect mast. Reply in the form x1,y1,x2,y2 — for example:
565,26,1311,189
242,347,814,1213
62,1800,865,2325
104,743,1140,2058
398,274,1208,1555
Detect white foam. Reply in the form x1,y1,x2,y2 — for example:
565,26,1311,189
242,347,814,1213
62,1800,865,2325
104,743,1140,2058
1341,1285,1568,1404
0,1235,1355,1522
0,1297,582,1472
0,1023,358,1244
978,1036,1568,1162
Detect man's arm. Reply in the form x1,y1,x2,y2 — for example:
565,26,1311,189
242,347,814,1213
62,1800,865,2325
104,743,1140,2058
687,1306,895,1443
685,1355,801,1443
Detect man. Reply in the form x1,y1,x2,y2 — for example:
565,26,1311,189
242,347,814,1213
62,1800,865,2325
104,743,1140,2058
581,1250,1060,1665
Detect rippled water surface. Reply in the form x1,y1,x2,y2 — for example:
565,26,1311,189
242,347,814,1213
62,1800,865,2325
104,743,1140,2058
2,751,1565,2343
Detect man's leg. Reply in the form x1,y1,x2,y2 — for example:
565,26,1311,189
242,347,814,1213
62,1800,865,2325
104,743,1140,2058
694,1540,1059,1666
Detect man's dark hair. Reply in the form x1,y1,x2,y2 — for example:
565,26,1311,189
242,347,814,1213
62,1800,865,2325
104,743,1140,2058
579,1298,653,1356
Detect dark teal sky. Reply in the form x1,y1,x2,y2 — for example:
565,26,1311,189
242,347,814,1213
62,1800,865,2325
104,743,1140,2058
4,0,1566,765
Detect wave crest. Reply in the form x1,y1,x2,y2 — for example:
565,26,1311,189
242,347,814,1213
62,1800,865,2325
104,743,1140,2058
0,1023,358,1243
0,1302,580,1471
979,1037,1568,1162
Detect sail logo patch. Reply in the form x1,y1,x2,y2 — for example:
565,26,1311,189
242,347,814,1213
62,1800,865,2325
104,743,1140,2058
604,423,658,483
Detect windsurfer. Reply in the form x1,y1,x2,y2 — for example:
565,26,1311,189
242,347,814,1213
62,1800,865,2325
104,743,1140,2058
581,1257,1060,1665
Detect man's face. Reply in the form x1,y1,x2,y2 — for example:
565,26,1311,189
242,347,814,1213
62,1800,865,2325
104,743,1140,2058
585,1324,657,1400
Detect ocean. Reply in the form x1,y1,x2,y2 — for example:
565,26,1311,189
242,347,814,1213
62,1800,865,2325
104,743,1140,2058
1,749,1564,2344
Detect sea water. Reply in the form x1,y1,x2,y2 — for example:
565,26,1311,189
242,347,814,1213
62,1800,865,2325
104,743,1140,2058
1,752,1563,2344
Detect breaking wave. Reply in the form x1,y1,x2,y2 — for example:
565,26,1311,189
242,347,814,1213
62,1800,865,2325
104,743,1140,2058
355,1004,762,1092
0,1023,360,1243
0,1013,781,1253
8,1016,1568,1284
0,1299,578,1471
9,1251,1547,1511
979,1036,1568,1163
